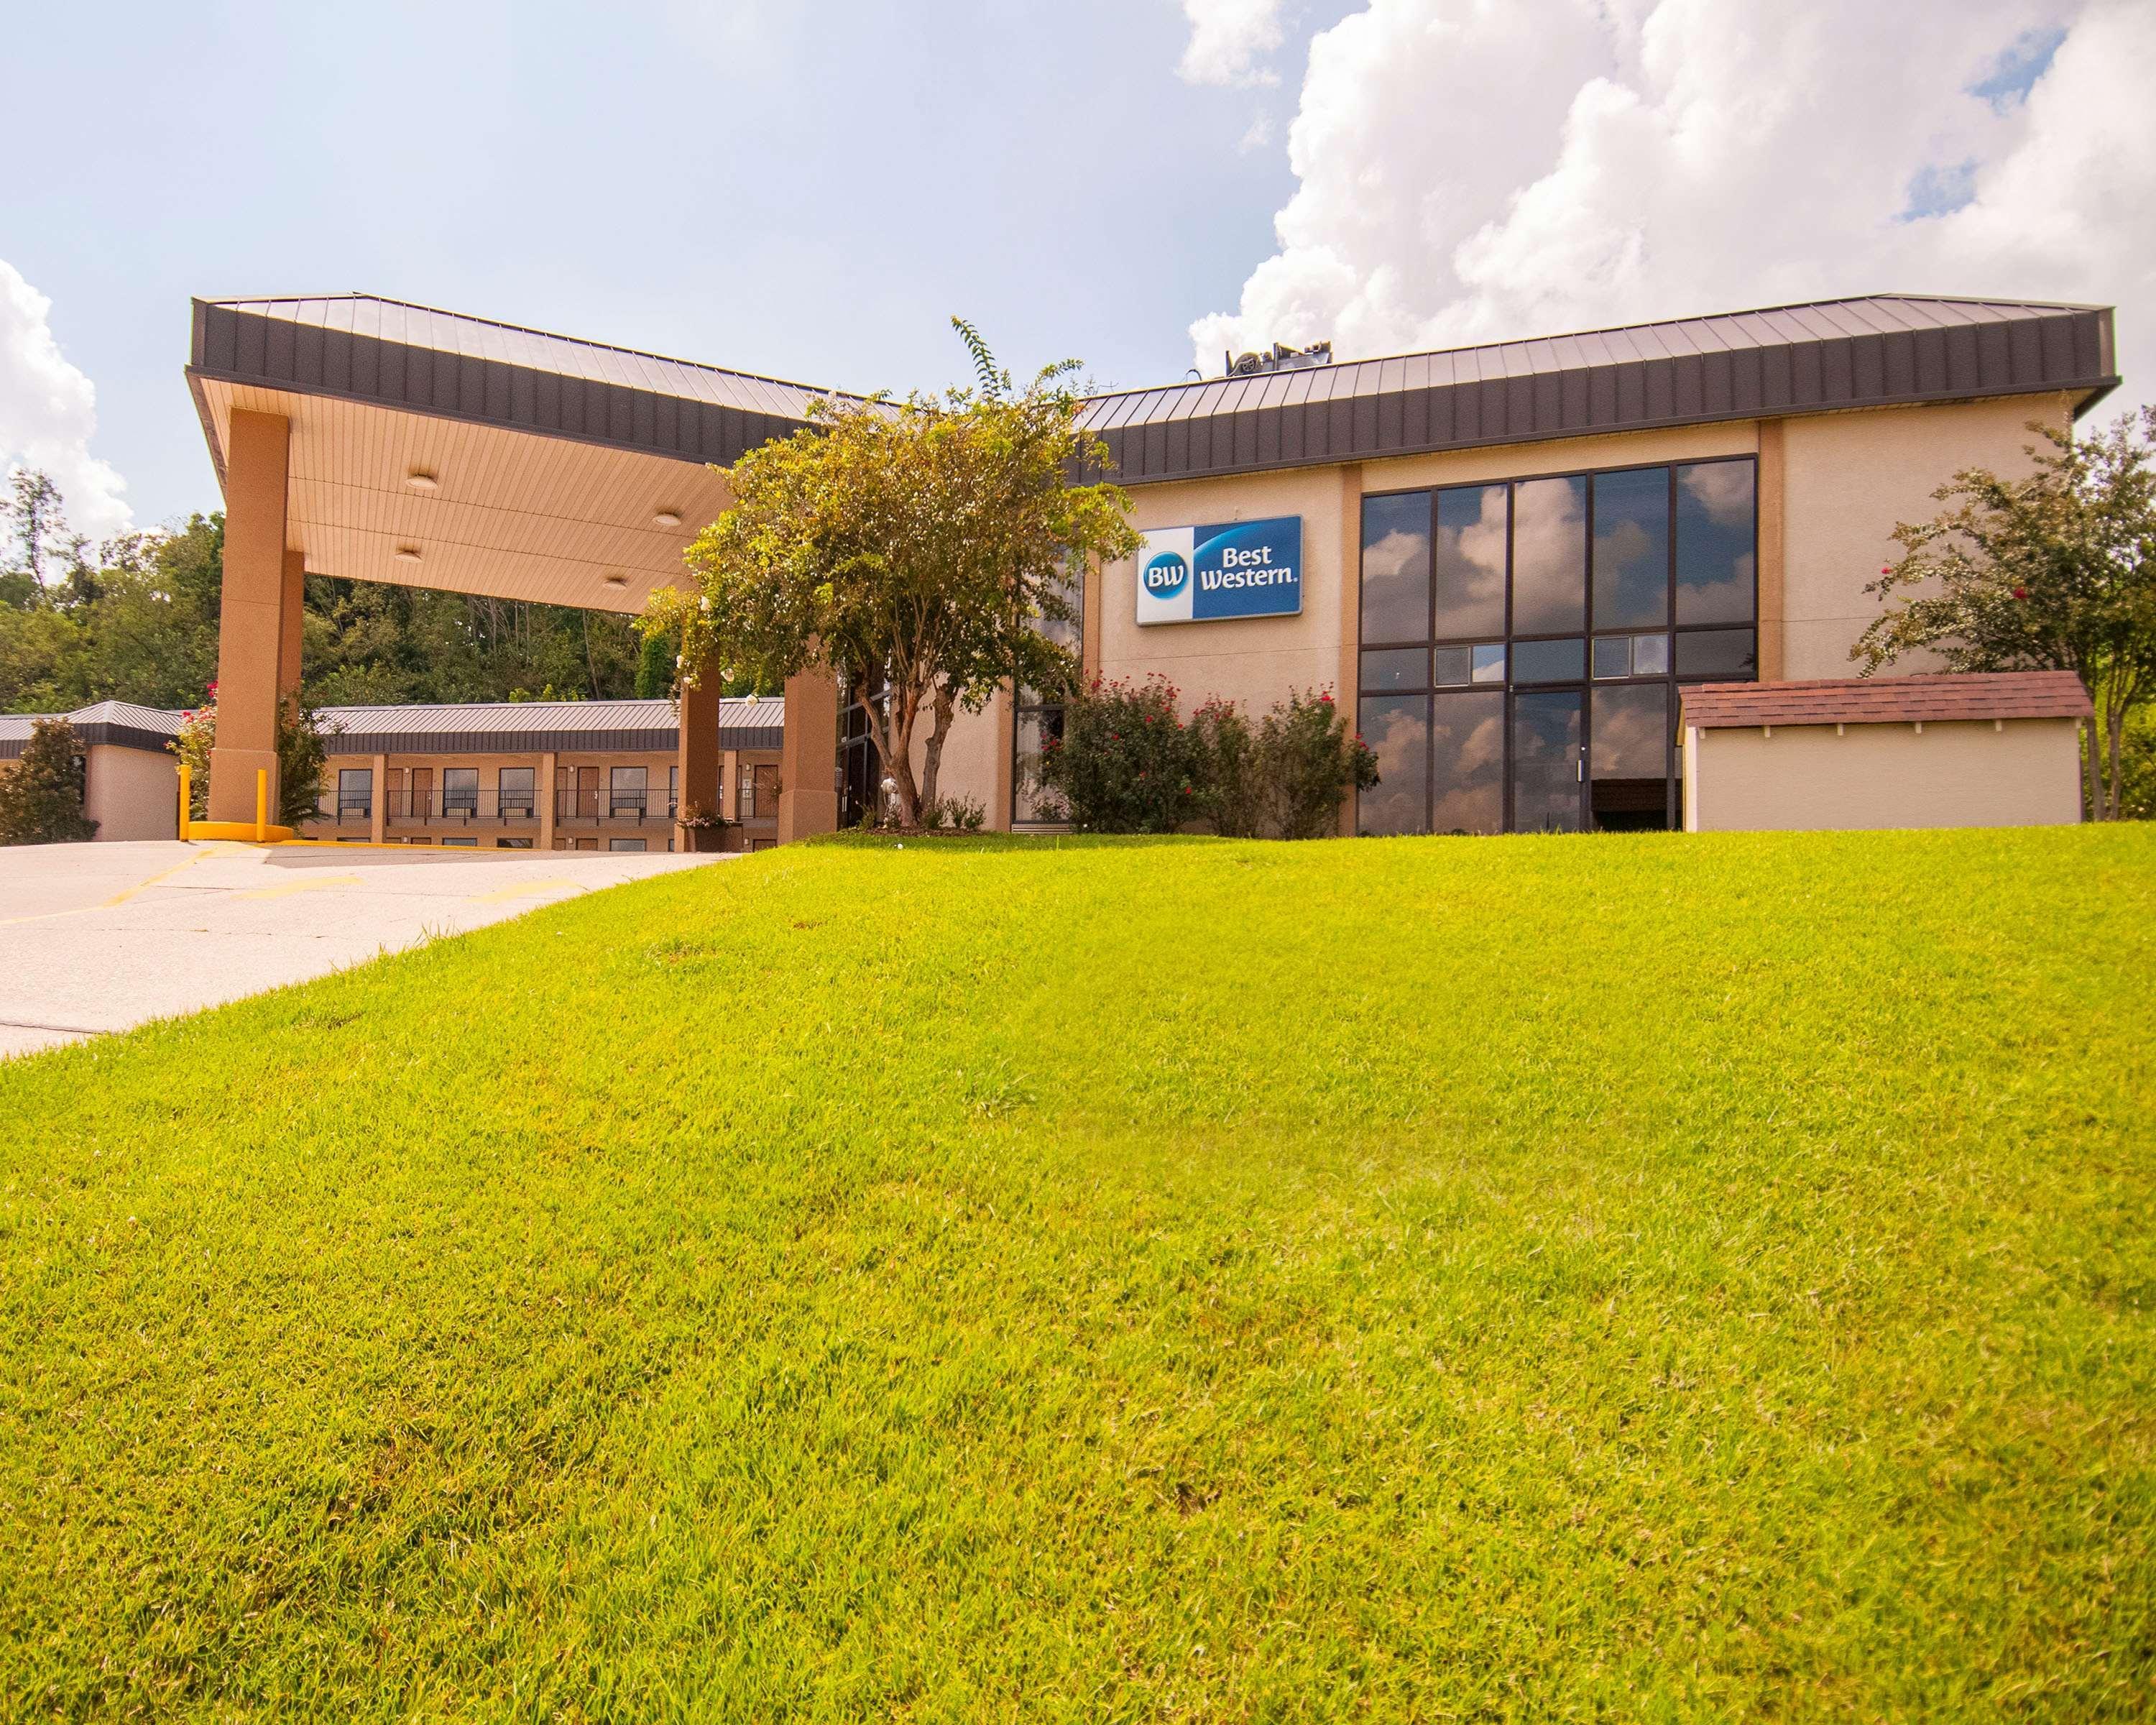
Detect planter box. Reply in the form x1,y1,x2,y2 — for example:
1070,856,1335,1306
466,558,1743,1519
681,826,729,852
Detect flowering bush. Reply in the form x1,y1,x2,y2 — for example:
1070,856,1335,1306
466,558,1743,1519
1041,679,1378,838
170,685,336,827
1037,676,1202,833
1259,689,1380,839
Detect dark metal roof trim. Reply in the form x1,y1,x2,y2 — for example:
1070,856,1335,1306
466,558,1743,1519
188,295,838,482
320,724,783,756
1081,295,2118,485
188,292,2118,493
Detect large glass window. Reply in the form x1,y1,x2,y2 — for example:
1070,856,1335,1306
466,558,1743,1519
1358,456,1756,834
1429,692,1504,834
336,767,372,822
1432,486,1506,639
1592,467,1670,629
1675,461,1756,625
1356,695,1429,836
609,765,648,816
1510,477,1587,635
1360,492,1432,643
498,766,535,817
1590,684,1670,832
443,767,478,815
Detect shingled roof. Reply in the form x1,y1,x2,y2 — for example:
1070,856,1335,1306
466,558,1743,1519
1680,671,2093,731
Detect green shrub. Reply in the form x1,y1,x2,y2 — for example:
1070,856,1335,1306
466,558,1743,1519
0,717,96,844
1258,689,1381,840
1038,676,1202,833
1043,680,1378,838
171,686,334,827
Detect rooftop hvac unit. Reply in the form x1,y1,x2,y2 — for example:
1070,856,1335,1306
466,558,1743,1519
1224,339,1333,378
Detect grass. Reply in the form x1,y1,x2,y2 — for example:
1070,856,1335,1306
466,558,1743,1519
2,825,2153,1721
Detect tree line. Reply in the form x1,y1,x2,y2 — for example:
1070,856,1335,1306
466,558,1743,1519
0,469,665,715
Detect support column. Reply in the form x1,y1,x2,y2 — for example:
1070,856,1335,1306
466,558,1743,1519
277,549,305,703
678,657,721,847
1336,461,1365,836
778,662,840,843
1756,418,1787,682
722,748,740,821
208,409,292,822
369,752,387,844
540,751,558,850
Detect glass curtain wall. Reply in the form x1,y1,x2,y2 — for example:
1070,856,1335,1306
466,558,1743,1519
1358,457,1757,834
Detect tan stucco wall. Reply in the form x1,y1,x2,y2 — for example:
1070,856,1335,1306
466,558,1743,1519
1096,464,1355,718
904,699,1008,827
1685,716,2083,832
85,743,178,842
1780,393,2070,679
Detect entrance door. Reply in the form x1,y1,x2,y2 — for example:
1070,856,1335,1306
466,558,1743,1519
575,767,600,820
408,767,435,823
1510,690,1583,833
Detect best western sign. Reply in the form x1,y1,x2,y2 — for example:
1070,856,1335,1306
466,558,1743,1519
1134,516,1303,626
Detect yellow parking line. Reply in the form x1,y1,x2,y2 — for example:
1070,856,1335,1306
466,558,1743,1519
466,877,583,905
232,873,366,901
0,845,232,928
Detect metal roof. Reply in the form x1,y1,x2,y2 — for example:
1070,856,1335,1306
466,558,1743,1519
1077,295,2119,483
191,291,2118,492
189,294,854,478
316,696,783,756
1680,671,2093,730
1,698,784,760
0,702,186,759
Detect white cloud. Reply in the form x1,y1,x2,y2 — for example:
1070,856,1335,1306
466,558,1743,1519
1177,0,1287,87
1193,0,2156,425
0,260,131,543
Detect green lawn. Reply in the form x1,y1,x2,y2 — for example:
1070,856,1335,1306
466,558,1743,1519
3,828,2153,1721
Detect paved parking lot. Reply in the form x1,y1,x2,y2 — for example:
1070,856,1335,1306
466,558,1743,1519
0,840,727,1058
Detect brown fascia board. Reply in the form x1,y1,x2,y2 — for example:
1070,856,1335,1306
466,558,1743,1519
321,723,786,756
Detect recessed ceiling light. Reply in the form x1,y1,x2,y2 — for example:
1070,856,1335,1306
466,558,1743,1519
406,471,438,492
602,574,630,589
652,509,682,528
393,546,423,563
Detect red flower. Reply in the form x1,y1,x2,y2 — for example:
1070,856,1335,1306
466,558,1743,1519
2013,586,2029,599
1881,566,1892,575
1317,691,1334,705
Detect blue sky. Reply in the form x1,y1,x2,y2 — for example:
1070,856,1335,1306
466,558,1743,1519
2,1,1332,529
5,0,2147,541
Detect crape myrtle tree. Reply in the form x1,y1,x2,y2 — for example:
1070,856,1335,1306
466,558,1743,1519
642,321,1141,829
1856,407,2156,819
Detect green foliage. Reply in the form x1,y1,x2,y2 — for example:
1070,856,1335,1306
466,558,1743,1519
1046,679,1377,837
1,827,2152,1716
0,474,650,718
646,322,1140,828
634,627,676,699
1857,407,2156,818
172,693,336,826
1037,675,1202,832
0,716,96,843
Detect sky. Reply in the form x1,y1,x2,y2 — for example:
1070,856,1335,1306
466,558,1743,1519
3,0,2150,543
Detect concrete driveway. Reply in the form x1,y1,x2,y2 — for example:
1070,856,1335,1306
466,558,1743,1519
0,840,728,1058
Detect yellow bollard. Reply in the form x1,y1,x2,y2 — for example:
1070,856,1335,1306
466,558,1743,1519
255,769,268,842
178,763,192,842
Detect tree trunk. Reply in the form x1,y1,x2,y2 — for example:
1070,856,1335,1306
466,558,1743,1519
2106,697,2127,821
917,686,957,815
868,684,927,828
